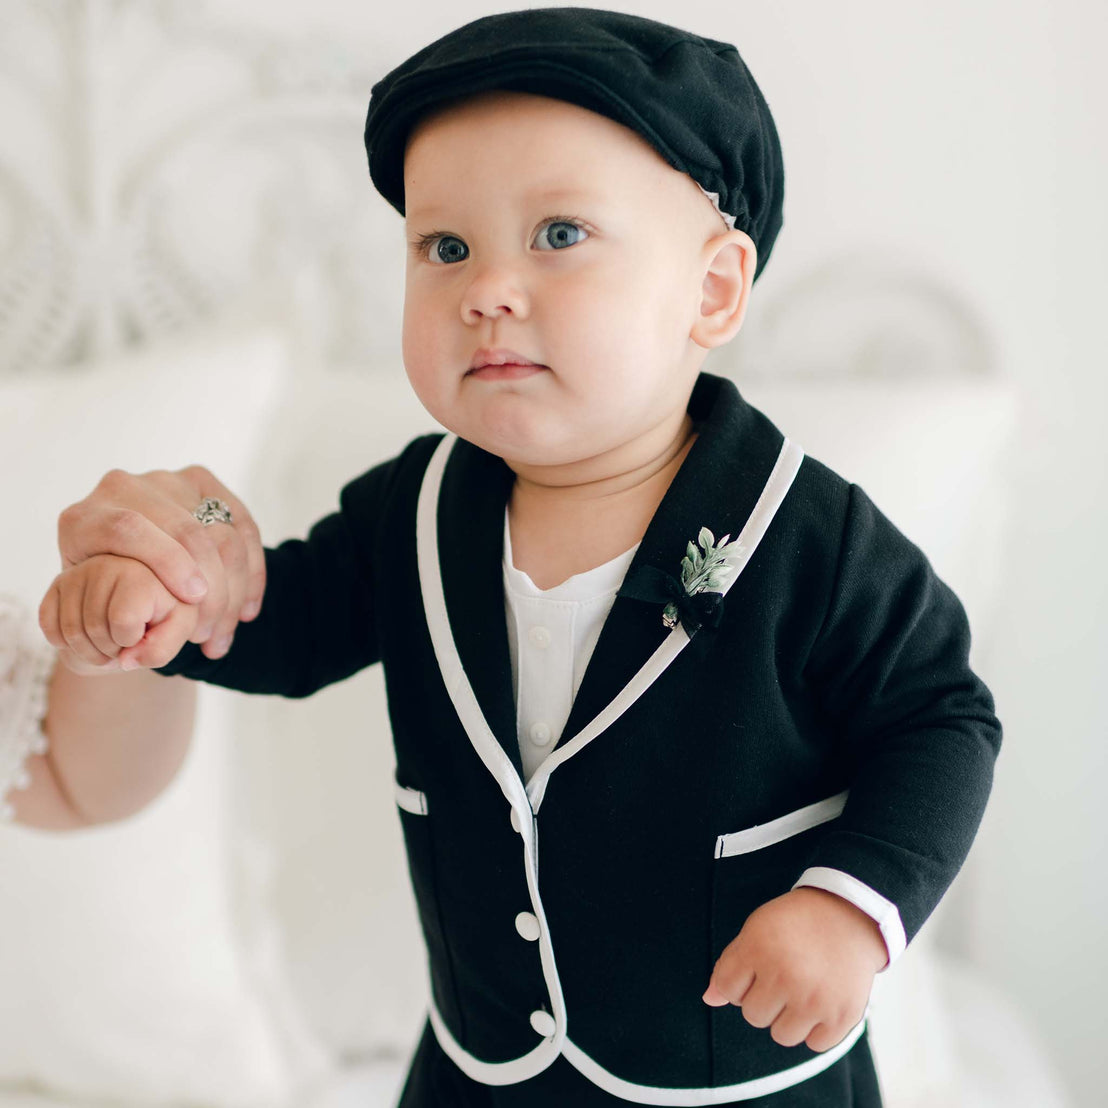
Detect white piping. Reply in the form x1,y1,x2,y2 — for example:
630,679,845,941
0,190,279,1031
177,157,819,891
428,995,558,1086
715,791,848,859
526,627,689,811
395,783,429,816
527,438,805,814
561,1014,867,1105
413,432,828,1095
416,434,565,1084
793,867,907,968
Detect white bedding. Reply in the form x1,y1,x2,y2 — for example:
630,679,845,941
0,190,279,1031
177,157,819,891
0,952,1070,1108
0,4,1074,1100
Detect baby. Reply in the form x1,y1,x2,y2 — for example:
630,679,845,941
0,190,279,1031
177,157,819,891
41,9,1001,1106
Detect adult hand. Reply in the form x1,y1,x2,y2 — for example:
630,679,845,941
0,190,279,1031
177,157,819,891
57,466,265,659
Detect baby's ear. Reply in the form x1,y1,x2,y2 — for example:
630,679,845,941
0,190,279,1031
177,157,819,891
690,230,757,350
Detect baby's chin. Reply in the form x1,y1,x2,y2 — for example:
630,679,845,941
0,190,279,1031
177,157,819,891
450,416,603,473
414,382,632,473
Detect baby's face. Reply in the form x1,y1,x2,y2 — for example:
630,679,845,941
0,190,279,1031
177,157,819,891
401,91,726,474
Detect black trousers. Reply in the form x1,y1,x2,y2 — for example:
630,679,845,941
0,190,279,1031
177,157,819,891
397,1021,884,1108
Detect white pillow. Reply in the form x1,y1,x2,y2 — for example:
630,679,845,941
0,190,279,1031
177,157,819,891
229,367,439,1060
0,329,332,1106
736,374,1021,667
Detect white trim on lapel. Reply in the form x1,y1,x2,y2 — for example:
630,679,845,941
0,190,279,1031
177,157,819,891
416,433,567,1084
415,432,811,1092
526,437,805,813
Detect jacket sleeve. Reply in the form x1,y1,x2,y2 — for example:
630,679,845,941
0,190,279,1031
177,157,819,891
154,449,408,698
799,482,1002,955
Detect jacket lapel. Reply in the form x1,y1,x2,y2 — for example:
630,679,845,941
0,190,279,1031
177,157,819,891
429,371,788,781
436,438,523,777
558,372,786,747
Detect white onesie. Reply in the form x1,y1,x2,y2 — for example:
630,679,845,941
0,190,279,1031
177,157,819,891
501,510,639,782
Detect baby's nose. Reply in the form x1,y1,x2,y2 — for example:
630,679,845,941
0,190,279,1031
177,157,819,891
460,266,529,323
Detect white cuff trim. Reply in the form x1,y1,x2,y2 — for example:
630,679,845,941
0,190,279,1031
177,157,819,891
792,866,907,970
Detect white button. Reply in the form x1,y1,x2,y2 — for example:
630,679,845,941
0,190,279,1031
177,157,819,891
529,721,553,746
530,1010,556,1038
510,808,522,833
515,911,541,941
528,625,551,648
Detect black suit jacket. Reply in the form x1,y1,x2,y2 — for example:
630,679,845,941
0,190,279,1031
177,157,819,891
159,371,1000,1103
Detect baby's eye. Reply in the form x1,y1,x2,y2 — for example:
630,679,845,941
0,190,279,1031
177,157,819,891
424,235,469,265
534,220,589,251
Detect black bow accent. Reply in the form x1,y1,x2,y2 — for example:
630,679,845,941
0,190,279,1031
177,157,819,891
619,564,725,637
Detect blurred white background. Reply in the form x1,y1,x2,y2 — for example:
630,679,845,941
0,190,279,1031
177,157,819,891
1,1,1105,1106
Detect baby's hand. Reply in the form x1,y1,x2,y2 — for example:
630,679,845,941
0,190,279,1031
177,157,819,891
57,465,265,659
39,554,200,676
703,886,888,1053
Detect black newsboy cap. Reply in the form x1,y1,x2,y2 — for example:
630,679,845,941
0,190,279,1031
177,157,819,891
364,7,784,280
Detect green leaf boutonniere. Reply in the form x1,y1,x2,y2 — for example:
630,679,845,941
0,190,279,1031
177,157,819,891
619,526,744,636
664,527,743,629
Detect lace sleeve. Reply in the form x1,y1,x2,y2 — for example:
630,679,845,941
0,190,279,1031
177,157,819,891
0,595,57,821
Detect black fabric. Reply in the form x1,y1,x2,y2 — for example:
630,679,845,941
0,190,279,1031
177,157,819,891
363,7,785,280
156,371,1000,1102
398,1019,886,1107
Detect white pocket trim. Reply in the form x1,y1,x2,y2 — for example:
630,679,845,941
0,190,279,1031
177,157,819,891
715,791,848,859
395,783,429,816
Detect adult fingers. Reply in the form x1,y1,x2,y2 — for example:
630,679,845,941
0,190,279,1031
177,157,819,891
149,466,258,641
183,512,246,650
181,526,231,645
58,465,262,646
58,473,208,605
200,617,236,660
183,467,266,622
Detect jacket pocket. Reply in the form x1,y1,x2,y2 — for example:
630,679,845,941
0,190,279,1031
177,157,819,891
393,775,464,1034
395,781,429,815
714,790,848,859
708,790,850,1083
710,789,850,942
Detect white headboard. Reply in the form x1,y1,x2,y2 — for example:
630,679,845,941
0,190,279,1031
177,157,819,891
0,0,994,383
0,0,400,374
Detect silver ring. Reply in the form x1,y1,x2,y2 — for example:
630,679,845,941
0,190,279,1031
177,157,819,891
193,497,233,526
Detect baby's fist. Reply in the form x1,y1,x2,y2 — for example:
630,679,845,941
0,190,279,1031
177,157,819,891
703,886,887,1053
40,554,199,674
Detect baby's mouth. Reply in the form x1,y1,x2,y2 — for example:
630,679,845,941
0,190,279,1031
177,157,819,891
466,363,547,381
